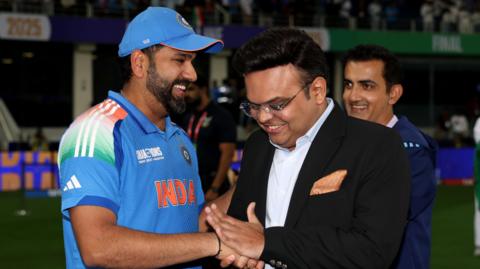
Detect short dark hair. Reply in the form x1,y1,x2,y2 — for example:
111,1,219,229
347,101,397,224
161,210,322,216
119,45,163,85
342,44,403,91
232,28,329,87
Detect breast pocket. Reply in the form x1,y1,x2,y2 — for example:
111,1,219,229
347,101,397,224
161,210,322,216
305,190,351,226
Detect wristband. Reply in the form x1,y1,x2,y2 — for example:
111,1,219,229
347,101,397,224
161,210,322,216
214,232,221,257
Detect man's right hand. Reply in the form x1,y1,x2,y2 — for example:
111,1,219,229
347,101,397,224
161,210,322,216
212,202,265,269
217,243,264,269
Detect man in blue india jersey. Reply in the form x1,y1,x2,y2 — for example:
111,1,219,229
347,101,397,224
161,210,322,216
58,6,240,269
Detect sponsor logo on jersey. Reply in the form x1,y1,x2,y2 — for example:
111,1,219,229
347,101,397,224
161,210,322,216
63,175,82,191
154,179,196,208
136,147,164,164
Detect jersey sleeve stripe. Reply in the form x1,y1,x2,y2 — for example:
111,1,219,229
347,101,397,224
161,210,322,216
88,115,103,158
59,99,127,165
80,101,115,157
74,114,88,158
80,112,95,157
80,102,121,158
73,100,111,157
88,104,121,158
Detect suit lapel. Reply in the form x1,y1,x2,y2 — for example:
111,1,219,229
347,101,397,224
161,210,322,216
284,102,347,228
236,131,275,226
255,141,275,226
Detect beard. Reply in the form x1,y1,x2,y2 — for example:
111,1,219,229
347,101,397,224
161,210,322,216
146,65,188,114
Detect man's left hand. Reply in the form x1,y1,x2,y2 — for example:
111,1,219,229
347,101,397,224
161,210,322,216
205,202,265,260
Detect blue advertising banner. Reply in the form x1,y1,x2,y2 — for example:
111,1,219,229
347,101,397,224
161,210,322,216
0,148,474,191
0,151,58,191
437,147,474,182
203,25,265,49
50,16,126,44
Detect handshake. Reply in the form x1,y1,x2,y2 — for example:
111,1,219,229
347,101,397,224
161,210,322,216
204,202,265,269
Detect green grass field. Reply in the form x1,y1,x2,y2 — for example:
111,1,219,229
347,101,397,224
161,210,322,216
0,186,479,268
431,186,480,269
0,192,64,269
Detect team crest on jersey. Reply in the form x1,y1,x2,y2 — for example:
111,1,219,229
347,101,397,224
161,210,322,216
136,147,164,164
180,146,192,165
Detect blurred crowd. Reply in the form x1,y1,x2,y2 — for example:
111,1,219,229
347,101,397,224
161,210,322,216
420,0,480,33
1,0,480,32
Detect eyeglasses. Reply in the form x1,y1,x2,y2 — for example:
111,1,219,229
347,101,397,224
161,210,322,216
239,86,306,118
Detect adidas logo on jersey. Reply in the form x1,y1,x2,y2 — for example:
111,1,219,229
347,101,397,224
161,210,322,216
63,175,82,191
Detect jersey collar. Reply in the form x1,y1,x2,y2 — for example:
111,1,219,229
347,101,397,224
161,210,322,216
108,90,179,137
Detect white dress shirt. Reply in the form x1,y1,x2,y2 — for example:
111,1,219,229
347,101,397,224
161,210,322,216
265,98,334,229
386,114,398,128
264,98,334,269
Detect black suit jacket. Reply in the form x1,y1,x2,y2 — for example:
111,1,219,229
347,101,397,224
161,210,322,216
228,103,411,269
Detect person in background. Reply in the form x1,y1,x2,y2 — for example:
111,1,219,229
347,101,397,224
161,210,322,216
204,28,410,269
472,116,480,256
446,110,470,147
31,126,49,151
57,6,242,269
183,76,237,201
342,44,438,269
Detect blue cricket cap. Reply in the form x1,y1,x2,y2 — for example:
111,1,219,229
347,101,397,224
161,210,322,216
118,7,223,57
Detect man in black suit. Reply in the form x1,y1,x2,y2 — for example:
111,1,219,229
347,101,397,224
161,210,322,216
204,28,411,269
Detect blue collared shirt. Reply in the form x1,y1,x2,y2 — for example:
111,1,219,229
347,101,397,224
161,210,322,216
58,91,204,269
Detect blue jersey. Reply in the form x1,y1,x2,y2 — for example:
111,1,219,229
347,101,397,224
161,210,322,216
58,91,204,269
391,116,437,269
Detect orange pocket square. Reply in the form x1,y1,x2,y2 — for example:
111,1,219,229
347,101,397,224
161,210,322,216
310,170,347,195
